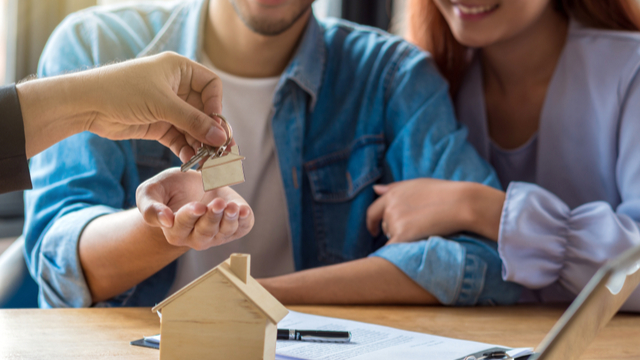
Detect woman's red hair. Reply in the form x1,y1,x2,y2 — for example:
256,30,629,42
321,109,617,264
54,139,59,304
406,0,640,94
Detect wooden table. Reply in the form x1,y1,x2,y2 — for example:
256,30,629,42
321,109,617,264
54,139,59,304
0,305,638,359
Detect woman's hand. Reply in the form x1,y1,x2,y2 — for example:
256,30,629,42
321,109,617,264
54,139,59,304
366,179,505,243
136,168,254,251
18,52,228,160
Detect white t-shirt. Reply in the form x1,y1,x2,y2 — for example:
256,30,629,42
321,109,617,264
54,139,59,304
168,55,295,294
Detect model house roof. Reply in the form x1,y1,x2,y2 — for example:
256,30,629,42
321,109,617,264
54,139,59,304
151,254,288,324
202,145,246,169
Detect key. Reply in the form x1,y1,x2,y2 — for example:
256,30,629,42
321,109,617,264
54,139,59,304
195,144,229,171
181,145,216,172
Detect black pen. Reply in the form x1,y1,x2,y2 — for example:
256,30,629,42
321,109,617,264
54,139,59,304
277,329,352,343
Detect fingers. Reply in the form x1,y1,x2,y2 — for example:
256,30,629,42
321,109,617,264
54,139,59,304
141,202,175,228
366,195,387,236
158,53,227,147
164,99,229,147
237,205,253,236
191,199,226,245
163,200,253,251
218,202,240,237
153,124,197,163
137,176,175,228
188,61,223,116
167,202,207,246
373,184,390,195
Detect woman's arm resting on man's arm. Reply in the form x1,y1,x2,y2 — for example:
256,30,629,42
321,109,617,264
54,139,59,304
258,257,438,305
367,179,505,243
80,169,254,303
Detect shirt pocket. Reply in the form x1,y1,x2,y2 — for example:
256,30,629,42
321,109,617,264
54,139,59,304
303,135,385,263
305,135,385,202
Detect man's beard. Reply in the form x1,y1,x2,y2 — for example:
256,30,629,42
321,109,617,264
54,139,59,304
228,0,313,36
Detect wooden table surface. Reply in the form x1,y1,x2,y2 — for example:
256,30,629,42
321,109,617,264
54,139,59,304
0,305,638,359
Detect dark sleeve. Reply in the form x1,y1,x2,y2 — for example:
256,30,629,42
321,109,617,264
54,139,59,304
0,84,32,194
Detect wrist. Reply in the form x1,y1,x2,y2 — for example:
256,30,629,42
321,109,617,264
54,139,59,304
464,183,506,241
16,74,95,157
133,211,191,256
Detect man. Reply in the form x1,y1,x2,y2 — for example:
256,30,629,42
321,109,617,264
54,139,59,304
0,53,230,193
25,0,522,308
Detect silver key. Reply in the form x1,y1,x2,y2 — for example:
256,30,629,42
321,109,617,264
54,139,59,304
181,113,233,172
181,145,216,172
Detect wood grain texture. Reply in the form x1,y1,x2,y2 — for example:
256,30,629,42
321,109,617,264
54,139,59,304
1,305,639,359
159,271,270,360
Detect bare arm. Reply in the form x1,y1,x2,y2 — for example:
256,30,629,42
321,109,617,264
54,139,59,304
16,52,228,160
258,257,438,305
79,209,187,303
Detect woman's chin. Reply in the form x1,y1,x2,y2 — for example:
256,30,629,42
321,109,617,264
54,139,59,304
450,31,497,48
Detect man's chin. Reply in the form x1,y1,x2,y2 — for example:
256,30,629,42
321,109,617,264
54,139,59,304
242,17,302,36
229,0,313,36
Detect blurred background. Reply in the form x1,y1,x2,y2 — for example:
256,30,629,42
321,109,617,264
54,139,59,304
0,0,406,253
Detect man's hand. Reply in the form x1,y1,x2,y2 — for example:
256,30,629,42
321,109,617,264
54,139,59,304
136,168,254,251
17,52,228,160
366,179,505,244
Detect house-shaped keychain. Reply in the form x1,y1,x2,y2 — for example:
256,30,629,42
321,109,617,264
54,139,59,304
200,144,246,191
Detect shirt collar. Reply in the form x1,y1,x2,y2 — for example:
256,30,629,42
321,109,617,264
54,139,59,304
137,0,325,109
275,14,325,109
136,0,208,61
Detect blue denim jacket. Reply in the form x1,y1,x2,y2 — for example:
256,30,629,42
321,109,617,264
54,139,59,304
24,0,521,308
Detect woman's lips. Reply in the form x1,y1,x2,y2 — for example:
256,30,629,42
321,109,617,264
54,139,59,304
451,2,500,21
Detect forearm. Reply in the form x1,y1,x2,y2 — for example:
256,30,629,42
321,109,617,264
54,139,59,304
258,257,438,305
16,73,94,158
79,208,188,303
466,182,506,241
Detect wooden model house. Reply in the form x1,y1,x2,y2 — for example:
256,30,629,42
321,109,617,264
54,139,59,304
201,144,246,191
151,254,288,360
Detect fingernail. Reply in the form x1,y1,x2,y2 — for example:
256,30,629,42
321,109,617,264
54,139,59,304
239,212,250,220
212,206,224,215
225,211,238,220
191,204,206,216
206,125,226,145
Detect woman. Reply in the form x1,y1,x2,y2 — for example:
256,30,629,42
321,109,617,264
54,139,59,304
367,0,640,310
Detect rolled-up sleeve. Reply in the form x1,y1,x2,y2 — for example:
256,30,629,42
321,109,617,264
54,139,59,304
35,205,118,308
22,8,144,308
498,66,640,312
369,46,519,305
24,132,136,308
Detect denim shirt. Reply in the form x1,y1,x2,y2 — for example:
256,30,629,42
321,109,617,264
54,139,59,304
24,0,517,308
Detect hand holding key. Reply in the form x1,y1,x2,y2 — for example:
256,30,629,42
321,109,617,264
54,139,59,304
181,113,246,192
136,168,254,251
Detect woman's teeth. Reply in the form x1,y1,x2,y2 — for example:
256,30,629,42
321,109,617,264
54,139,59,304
455,3,499,15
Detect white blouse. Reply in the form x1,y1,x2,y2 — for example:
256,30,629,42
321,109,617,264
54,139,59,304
455,20,640,311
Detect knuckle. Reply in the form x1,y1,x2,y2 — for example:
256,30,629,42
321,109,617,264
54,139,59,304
195,226,216,239
142,207,157,223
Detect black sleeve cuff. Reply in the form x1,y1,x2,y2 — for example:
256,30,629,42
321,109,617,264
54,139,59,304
0,84,32,194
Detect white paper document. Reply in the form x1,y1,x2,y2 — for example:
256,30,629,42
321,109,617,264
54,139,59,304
276,311,529,360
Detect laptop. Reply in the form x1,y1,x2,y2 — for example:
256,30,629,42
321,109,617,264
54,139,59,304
463,244,640,360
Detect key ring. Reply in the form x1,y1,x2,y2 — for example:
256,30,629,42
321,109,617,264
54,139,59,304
211,113,233,156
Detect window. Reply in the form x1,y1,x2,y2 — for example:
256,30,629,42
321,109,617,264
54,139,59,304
0,0,8,84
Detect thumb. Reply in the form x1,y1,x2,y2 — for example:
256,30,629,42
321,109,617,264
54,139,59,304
165,99,229,147
373,184,391,195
